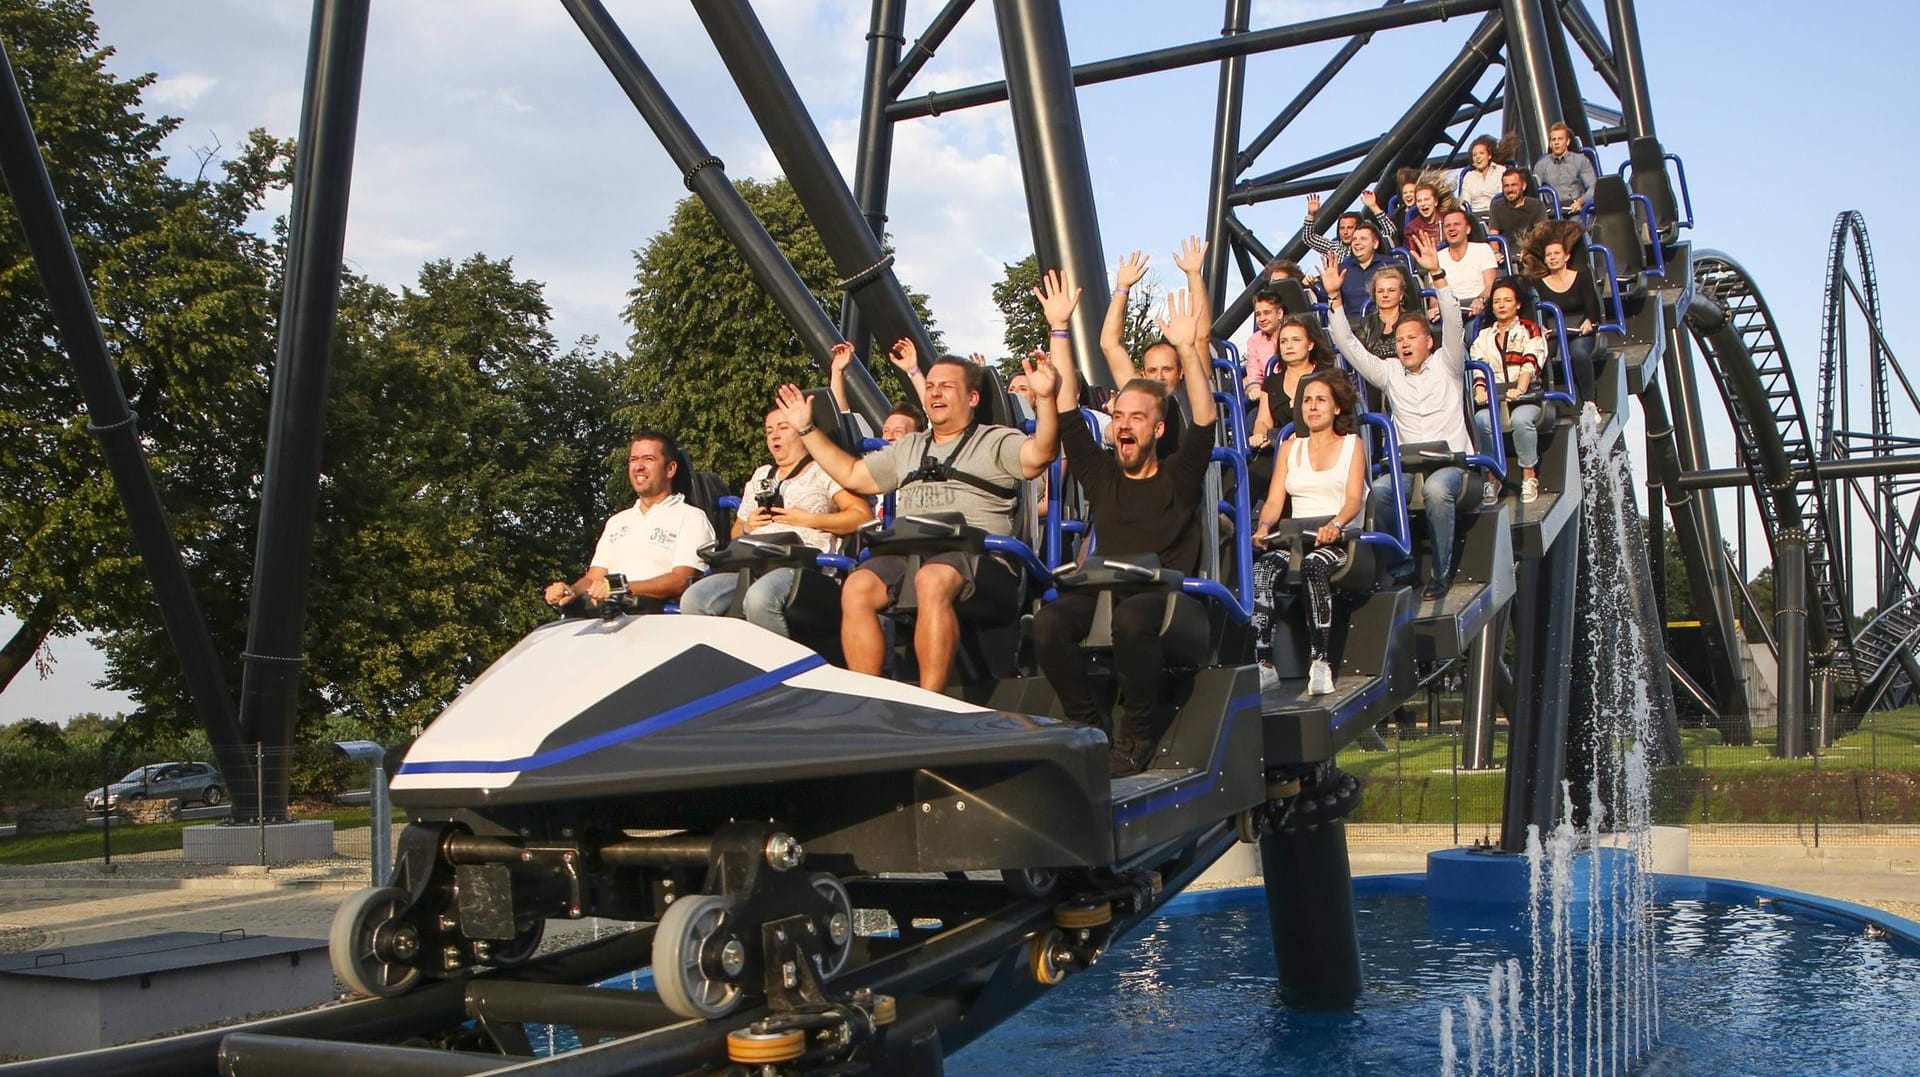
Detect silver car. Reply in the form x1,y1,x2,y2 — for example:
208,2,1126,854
83,762,226,810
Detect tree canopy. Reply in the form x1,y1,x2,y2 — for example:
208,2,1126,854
617,177,936,489
989,254,1158,381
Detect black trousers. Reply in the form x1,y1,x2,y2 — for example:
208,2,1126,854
1031,590,1196,727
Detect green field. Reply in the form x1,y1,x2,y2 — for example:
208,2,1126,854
0,808,405,866
1339,707,1920,826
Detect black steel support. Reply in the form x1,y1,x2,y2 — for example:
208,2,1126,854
1259,820,1361,1008
1671,453,1920,490
0,39,253,801
1201,0,1251,301
890,0,1502,121
1215,13,1504,337
1238,0,1404,169
885,0,974,99
1500,0,1564,159
842,0,909,366
1638,362,1753,745
562,0,889,426
1461,613,1503,770
1774,527,1810,758
1537,0,1593,148
695,0,926,415
235,0,370,823
992,0,1112,386
1603,0,1656,138
1557,0,1623,99
1501,513,1579,852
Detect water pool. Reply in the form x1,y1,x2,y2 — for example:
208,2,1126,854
948,880,1920,1076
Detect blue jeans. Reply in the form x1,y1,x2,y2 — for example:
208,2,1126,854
1475,403,1544,470
679,569,794,637
1371,466,1468,583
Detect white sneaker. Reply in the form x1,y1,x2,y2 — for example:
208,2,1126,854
1482,479,1500,508
1258,662,1280,693
1521,477,1540,503
1307,659,1335,696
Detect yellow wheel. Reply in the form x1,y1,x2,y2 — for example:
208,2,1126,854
727,1027,806,1064
1052,900,1112,930
1028,929,1066,986
871,993,897,1026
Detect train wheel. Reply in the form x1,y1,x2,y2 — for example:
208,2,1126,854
652,894,743,1019
727,1027,806,1064
1028,928,1066,986
329,886,423,998
811,872,855,980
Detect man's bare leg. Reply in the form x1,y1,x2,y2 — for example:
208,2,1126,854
841,569,891,676
912,563,966,691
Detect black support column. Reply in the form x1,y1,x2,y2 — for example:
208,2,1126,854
1201,0,1251,303
235,0,370,823
1501,515,1579,851
562,0,889,427
992,0,1113,387
0,40,253,807
1500,0,1563,160
843,0,909,366
1603,0,1656,139
1773,527,1810,759
1259,819,1362,1008
695,0,931,415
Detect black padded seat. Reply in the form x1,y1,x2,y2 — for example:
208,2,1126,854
1586,175,1646,282
1626,136,1680,244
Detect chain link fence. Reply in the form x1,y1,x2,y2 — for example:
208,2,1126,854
1338,701,1920,847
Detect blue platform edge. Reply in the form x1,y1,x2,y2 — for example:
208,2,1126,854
1159,862,1920,958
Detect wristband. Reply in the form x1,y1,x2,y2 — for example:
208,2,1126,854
793,422,817,437
1048,329,1070,339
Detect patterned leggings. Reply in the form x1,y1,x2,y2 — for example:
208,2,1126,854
1252,544,1350,662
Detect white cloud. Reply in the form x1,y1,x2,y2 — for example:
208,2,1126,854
147,71,217,110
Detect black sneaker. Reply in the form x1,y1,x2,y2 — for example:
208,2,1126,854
1108,734,1155,778
1421,578,1450,600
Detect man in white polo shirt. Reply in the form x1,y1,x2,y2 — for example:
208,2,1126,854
543,430,716,611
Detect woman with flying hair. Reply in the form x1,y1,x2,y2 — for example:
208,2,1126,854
1523,219,1605,403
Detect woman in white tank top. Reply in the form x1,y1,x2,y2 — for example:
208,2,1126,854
1251,374,1368,696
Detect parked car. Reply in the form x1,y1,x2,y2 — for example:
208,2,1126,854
82,762,225,810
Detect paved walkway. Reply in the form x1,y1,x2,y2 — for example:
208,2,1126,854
0,825,1913,957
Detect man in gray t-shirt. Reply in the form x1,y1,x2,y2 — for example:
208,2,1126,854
775,346,1061,690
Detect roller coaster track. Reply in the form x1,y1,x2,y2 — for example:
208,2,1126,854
1852,594,1920,712
1686,252,1854,678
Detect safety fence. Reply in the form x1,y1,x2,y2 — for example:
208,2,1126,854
1336,702,1920,847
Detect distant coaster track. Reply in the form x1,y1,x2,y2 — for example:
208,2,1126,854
1818,211,1920,710
1684,252,1853,680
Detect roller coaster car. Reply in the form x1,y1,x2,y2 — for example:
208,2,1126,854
329,611,1261,1019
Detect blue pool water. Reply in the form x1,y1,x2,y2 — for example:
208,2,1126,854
948,882,1920,1076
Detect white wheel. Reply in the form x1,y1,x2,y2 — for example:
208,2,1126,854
652,894,742,1019
329,886,423,998
811,873,854,981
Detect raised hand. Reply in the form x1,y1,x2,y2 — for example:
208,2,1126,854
830,341,854,374
1157,288,1197,346
773,382,816,433
1410,231,1441,273
1359,189,1380,212
1023,348,1061,401
1172,235,1207,274
1306,193,1322,217
887,337,918,372
1114,250,1149,291
1031,267,1082,328
1318,256,1345,298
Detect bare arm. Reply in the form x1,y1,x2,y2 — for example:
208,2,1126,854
773,383,882,495
1412,234,1466,376
1172,235,1211,354
1159,288,1217,427
1099,250,1148,386
828,343,852,412
1021,268,1077,477
624,565,701,602
885,339,928,408
770,487,873,537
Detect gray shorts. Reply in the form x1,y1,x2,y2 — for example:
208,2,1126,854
855,551,981,603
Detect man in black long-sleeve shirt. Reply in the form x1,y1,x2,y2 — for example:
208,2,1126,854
1026,263,1219,776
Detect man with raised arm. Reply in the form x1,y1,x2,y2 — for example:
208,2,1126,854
1030,267,1220,777
1099,235,1211,391
543,430,716,611
1297,190,1400,261
1320,233,1478,600
773,346,1060,691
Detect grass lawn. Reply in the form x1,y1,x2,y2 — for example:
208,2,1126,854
1338,706,1920,825
0,808,405,866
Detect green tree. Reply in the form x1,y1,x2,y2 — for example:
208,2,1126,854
989,254,1157,380
618,177,935,487
0,0,187,695
1745,565,1776,630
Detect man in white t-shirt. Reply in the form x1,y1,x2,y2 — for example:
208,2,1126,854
1436,207,1501,323
543,431,716,612
679,407,872,636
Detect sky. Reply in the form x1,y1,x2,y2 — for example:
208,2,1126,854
2,0,1914,723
